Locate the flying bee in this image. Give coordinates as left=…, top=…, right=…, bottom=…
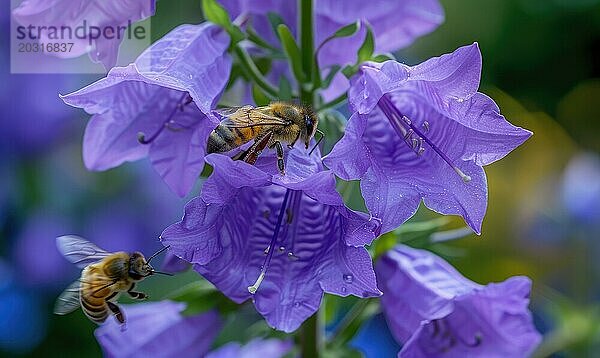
left=53, top=235, right=171, bottom=325
left=206, top=102, right=324, bottom=174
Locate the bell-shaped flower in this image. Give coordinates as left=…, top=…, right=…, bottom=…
left=62, top=23, right=232, bottom=197
left=376, top=245, right=542, bottom=357
left=95, top=301, right=222, bottom=357
left=206, top=338, right=292, bottom=358
left=220, top=0, right=444, bottom=101
left=12, top=0, right=156, bottom=70
left=161, top=148, right=382, bottom=332
left=324, top=43, right=532, bottom=234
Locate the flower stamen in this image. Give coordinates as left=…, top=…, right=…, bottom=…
left=137, top=92, right=193, bottom=145
left=248, top=189, right=291, bottom=294
left=378, top=95, right=472, bottom=183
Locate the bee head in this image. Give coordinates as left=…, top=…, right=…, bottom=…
left=302, top=110, right=318, bottom=149
left=129, top=252, right=154, bottom=278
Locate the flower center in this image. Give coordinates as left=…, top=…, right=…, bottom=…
left=137, top=92, right=194, bottom=145
left=248, top=188, right=292, bottom=294
left=423, top=319, right=482, bottom=353
left=378, top=94, right=471, bottom=183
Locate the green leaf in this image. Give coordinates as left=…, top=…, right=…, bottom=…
left=201, top=0, right=230, bottom=27
left=357, top=25, right=374, bottom=64
left=252, top=84, right=271, bottom=106
left=333, top=21, right=361, bottom=38
left=201, top=0, right=244, bottom=44
left=341, top=64, right=358, bottom=79
left=277, top=24, right=305, bottom=83
left=267, top=12, right=285, bottom=37
left=371, top=53, right=394, bottom=63
left=278, top=76, right=292, bottom=101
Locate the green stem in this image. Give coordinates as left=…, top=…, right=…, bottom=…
left=233, top=45, right=278, bottom=98
left=300, top=313, right=321, bottom=357
left=316, top=93, right=347, bottom=113
left=328, top=299, right=377, bottom=346
left=299, top=0, right=314, bottom=104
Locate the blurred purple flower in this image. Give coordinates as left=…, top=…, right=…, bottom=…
left=83, top=202, right=161, bottom=255
left=95, top=301, right=221, bottom=357
left=61, top=23, right=232, bottom=197
left=561, top=152, right=600, bottom=226
left=376, top=245, right=541, bottom=357
left=324, top=44, right=532, bottom=234
left=221, top=0, right=444, bottom=100
left=161, top=149, right=381, bottom=332
left=12, top=0, right=155, bottom=70
left=206, top=338, right=292, bottom=358
left=12, top=211, right=75, bottom=287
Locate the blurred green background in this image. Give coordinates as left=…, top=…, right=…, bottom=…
left=1, top=0, right=600, bottom=356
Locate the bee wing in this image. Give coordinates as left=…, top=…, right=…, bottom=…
left=54, top=280, right=81, bottom=315
left=56, top=235, right=111, bottom=269
left=219, top=106, right=290, bottom=128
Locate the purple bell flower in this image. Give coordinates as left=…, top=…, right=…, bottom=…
left=206, top=338, right=293, bottom=358
left=61, top=23, right=232, bottom=197
left=161, top=148, right=381, bottom=332
left=12, top=0, right=156, bottom=70
left=95, top=301, right=221, bottom=357
left=220, top=0, right=444, bottom=101
left=324, top=43, right=532, bottom=234
left=376, top=245, right=542, bottom=357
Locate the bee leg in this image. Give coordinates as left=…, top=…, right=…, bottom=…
left=107, top=302, right=125, bottom=324
left=288, top=132, right=301, bottom=149
left=127, top=283, right=148, bottom=300
left=269, top=141, right=285, bottom=175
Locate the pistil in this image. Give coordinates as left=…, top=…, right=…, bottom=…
left=137, top=92, right=193, bottom=145
left=378, top=95, right=471, bottom=183
left=248, top=189, right=291, bottom=294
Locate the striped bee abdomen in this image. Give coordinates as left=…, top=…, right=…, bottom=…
left=79, top=268, right=113, bottom=324
left=207, top=125, right=259, bottom=153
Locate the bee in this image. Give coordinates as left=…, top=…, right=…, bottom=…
left=53, top=235, right=171, bottom=325
left=206, top=102, right=324, bottom=174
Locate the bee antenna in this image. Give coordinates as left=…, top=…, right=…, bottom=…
left=309, top=129, right=325, bottom=155
left=147, top=245, right=170, bottom=264
left=151, top=270, right=174, bottom=276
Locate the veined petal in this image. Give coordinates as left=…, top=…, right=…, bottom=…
left=398, top=278, right=541, bottom=357
left=377, top=245, right=480, bottom=342
left=329, top=44, right=530, bottom=234
left=61, top=23, right=231, bottom=196
left=377, top=247, right=541, bottom=357
left=162, top=150, right=381, bottom=332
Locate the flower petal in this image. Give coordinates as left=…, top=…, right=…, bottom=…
left=162, top=185, right=380, bottom=332
left=377, top=245, right=481, bottom=342
left=12, top=0, right=155, bottom=69
left=398, top=277, right=542, bottom=357
left=206, top=338, right=293, bottom=358
left=61, top=23, right=231, bottom=195
left=95, top=302, right=221, bottom=357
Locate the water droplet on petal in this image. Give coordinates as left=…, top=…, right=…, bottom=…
left=341, top=287, right=347, bottom=293
left=343, top=274, right=353, bottom=284
left=294, top=302, right=300, bottom=308
left=279, top=246, right=286, bottom=252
